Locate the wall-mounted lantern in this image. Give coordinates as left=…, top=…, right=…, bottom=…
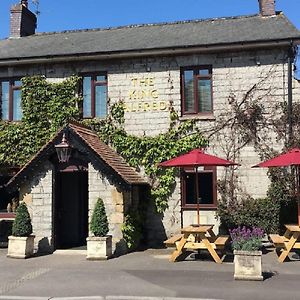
left=55, top=133, right=72, bottom=163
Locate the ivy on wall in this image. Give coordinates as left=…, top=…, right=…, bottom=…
left=0, top=76, right=81, bottom=167
left=1, top=76, right=207, bottom=213
left=84, top=102, right=207, bottom=213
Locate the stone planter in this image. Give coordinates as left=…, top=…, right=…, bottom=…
left=7, top=235, right=35, bottom=259
left=86, top=235, right=112, bottom=260
left=233, top=250, right=263, bottom=281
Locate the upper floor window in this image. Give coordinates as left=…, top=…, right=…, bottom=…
left=181, top=66, right=213, bottom=115
left=0, top=79, right=22, bottom=121
left=82, top=73, right=107, bottom=118
left=182, top=167, right=217, bottom=209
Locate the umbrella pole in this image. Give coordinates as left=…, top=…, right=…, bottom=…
left=195, top=167, right=200, bottom=225
left=297, top=165, right=300, bottom=226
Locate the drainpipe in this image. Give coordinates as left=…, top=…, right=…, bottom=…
left=287, top=44, right=295, bottom=146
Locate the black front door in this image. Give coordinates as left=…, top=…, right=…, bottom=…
left=54, top=171, right=88, bottom=249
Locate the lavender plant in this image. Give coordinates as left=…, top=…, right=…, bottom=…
left=229, top=226, right=264, bottom=251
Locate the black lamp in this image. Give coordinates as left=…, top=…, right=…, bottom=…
left=55, top=133, right=72, bottom=163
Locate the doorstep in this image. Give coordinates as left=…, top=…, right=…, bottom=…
left=54, top=246, right=87, bottom=255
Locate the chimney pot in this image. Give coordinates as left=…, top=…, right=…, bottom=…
left=21, top=0, right=28, bottom=8
left=259, top=0, right=276, bottom=16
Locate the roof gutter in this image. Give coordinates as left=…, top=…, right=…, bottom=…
left=0, top=39, right=299, bottom=66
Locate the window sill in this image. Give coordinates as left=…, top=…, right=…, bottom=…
left=0, top=213, right=16, bottom=220
left=182, top=206, right=217, bottom=211
left=179, top=114, right=216, bottom=121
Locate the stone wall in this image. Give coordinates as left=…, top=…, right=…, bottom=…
left=88, top=162, right=131, bottom=254
left=3, top=47, right=300, bottom=241
left=20, top=161, right=53, bottom=253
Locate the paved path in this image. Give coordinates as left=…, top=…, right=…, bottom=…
left=0, top=248, right=299, bottom=300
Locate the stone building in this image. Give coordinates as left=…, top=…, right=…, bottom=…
left=0, top=0, right=300, bottom=252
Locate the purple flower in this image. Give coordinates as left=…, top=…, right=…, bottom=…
left=229, top=226, right=264, bottom=251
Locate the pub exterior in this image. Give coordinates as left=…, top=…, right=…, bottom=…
left=0, top=0, right=300, bottom=254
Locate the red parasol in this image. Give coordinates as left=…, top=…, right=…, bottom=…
left=253, top=148, right=300, bottom=225
left=159, top=148, right=238, bottom=225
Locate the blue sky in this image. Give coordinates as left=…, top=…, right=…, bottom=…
left=0, top=0, right=299, bottom=77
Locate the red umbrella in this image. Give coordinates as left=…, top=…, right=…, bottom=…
left=159, top=148, right=238, bottom=225
left=253, top=148, right=300, bottom=225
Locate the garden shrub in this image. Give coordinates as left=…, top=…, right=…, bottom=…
left=217, top=197, right=280, bottom=234
left=121, top=209, right=142, bottom=251
left=90, top=198, right=109, bottom=237
left=12, top=202, right=32, bottom=237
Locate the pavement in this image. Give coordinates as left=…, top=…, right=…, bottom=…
left=0, top=247, right=299, bottom=300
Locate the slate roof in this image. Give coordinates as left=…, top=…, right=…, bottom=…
left=5, top=122, right=147, bottom=193
left=0, top=13, right=299, bottom=61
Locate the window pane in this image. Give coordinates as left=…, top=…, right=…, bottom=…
left=14, top=80, right=22, bottom=87
left=198, top=79, right=212, bottom=113
left=185, top=172, right=213, bottom=205
left=83, top=77, right=92, bottom=118
left=186, top=173, right=197, bottom=204
left=13, top=89, right=22, bottom=121
left=199, top=69, right=210, bottom=76
left=96, top=75, right=106, bottom=82
left=198, top=173, right=213, bottom=204
left=95, top=85, right=107, bottom=118
left=183, top=70, right=195, bottom=113
left=1, top=82, right=9, bottom=120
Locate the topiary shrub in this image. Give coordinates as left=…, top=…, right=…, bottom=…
left=90, top=198, right=109, bottom=237
left=12, top=202, right=32, bottom=237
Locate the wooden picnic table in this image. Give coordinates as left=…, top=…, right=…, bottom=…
left=269, top=224, right=300, bottom=262
left=165, top=225, right=229, bottom=264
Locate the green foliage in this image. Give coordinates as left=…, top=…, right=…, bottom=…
left=90, top=198, right=109, bottom=237
left=121, top=210, right=142, bottom=250
left=1, top=76, right=206, bottom=213
left=267, top=168, right=298, bottom=231
left=217, top=197, right=280, bottom=234
left=12, top=202, right=32, bottom=237
left=0, top=76, right=81, bottom=167
left=85, top=102, right=207, bottom=213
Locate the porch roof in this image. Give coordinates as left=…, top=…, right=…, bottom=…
left=5, top=122, right=148, bottom=193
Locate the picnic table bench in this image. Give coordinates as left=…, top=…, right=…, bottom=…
left=164, top=225, right=229, bottom=263
left=270, top=225, right=300, bottom=262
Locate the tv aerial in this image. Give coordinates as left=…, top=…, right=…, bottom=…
left=31, top=0, right=40, bottom=16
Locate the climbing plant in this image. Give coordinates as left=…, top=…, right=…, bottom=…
left=85, top=103, right=207, bottom=213
left=0, top=76, right=81, bottom=167
left=0, top=76, right=207, bottom=214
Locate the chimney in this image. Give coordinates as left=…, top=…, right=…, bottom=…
left=10, top=1, right=37, bottom=38
left=258, top=0, right=276, bottom=16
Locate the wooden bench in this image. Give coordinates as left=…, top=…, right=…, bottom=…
left=214, top=235, right=229, bottom=249
left=269, top=234, right=288, bottom=248
left=164, top=234, right=183, bottom=247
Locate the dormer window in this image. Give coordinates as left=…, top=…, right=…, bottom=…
left=0, top=79, right=22, bottom=121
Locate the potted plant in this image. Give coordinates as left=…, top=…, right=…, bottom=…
left=86, top=198, right=112, bottom=260
left=230, top=226, right=264, bottom=281
left=7, top=202, right=35, bottom=259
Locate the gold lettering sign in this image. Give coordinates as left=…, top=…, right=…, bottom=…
left=126, top=76, right=168, bottom=112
